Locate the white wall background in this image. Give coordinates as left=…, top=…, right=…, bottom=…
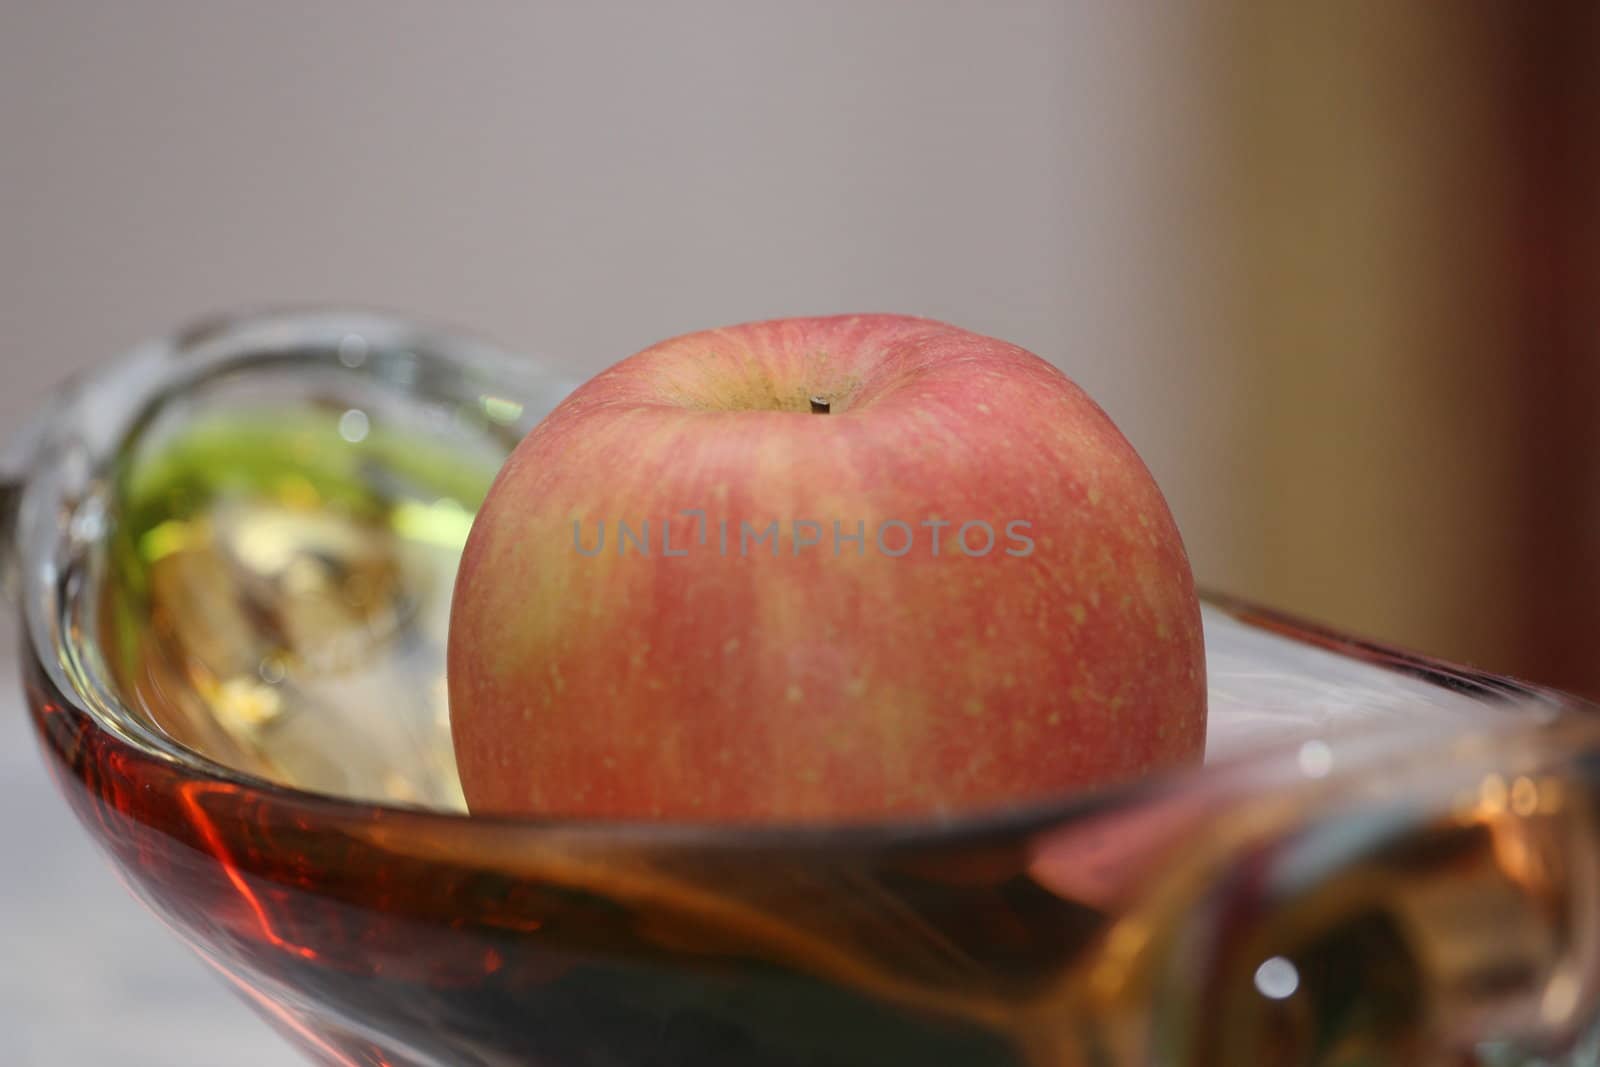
left=0, top=1, right=1240, bottom=587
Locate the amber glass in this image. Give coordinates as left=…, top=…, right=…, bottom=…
left=7, top=311, right=1600, bottom=1066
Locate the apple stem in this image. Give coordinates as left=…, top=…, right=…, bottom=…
left=809, top=396, right=831, bottom=414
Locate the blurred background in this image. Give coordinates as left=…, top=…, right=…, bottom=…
left=4, top=2, right=1598, bottom=692
left=1, top=4, right=1597, bottom=1063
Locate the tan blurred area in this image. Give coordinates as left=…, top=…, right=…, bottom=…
left=1216, top=3, right=1600, bottom=696
left=2, top=3, right=1597, bottom=694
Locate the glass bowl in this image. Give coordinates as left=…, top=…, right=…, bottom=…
left=7, top=310, right=1600, bottom=1067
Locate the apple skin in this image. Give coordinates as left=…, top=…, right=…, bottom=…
left=448, top=315, right=1205, bottom=821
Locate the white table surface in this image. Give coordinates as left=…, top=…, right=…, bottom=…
left=0, top=617, right=290, bottom=1067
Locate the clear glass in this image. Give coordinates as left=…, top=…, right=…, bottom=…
left=8, top=309, right=1600, bottom=1066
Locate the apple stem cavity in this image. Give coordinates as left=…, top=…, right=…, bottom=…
left=809, top=396, right=831, bottom=414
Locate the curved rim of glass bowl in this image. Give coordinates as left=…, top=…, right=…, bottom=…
left=6, top=306, right=1581, bottom=854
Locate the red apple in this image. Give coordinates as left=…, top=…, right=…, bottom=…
left=448, top=315, right=1205, bottom=821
